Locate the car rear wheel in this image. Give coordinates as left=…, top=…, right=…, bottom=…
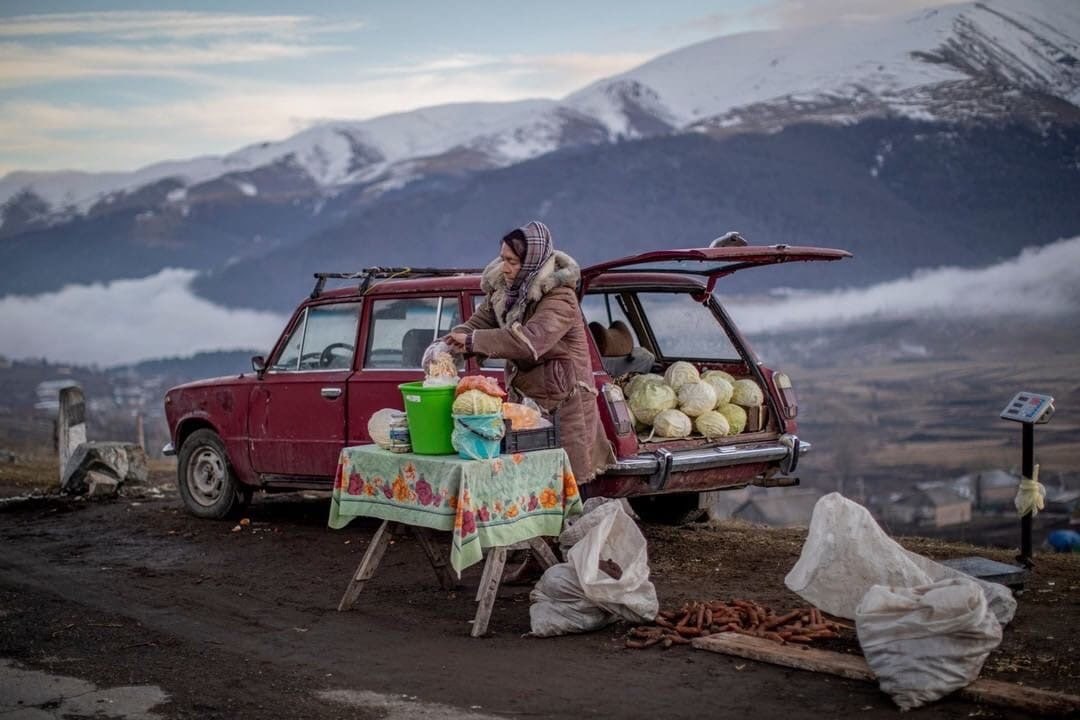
left=629, top=492, right=705, bottom=525
left=177, top=429, right=242, bottom=519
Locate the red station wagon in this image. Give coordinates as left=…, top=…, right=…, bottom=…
left=163, top=243, right=851, bottom=523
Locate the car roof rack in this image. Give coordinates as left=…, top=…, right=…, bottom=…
left=310, top=267, right=482, bottom=298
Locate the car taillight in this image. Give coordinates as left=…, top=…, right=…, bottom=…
left=774, top=372, right=798, bottom=419
left=601, top=383, right=634, bottom=435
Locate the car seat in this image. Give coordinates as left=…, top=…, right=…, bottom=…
left=589, top=320, right=655, bottom=376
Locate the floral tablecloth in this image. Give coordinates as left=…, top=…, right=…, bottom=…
left=328, top=446, right=582, bottom=575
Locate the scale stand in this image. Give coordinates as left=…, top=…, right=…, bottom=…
left=1000, top=391, right=1055, bottom=568
left=940, top=392, right=1055, bottom=589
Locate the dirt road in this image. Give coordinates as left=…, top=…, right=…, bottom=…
left=1, top=472, right=1077, bottom=719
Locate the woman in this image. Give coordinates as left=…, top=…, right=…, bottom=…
left=446, top=220, right=615, bottom=487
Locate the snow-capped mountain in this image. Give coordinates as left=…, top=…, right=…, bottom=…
left=1, top=0, right=1077, bottom=227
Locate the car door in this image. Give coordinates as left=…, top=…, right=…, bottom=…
left=345, top=294, right=463, bottom=445
left=248, top=301, right=361, bottom=479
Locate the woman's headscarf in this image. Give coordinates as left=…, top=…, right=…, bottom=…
left=500, top=220, right=553, bottom=320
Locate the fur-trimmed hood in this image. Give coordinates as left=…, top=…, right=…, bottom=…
left=481, top=250, right=581, bottom=328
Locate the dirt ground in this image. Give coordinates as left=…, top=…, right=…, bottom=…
left=1, top=461, right=1078, bottom=720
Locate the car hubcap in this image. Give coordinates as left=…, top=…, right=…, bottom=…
left=187, top=447, right=226, bottom=507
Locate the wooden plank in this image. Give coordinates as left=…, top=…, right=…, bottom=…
left=693, top=634, right=1080, bottom=717
left=471, top=547, right=507, bottom=637
left=337, top=520, right=395, bottom=611
left=959, top=678, right=1080, bottom=718
left=526, top=537, right=559, bottom=569
left=693, top=633, right=873, bottom=682
left=411, top=526, right=458, bottom=590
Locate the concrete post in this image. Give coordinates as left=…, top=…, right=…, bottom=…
left=58, top=386, right=87, bottom=484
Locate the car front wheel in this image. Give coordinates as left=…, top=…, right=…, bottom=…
left=177, top=429, right=242, bottom=519
left=628, top=492, right=705, bottom=525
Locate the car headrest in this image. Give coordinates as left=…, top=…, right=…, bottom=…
left=605, top=321, right=634, bottom=357
left=402, top=327, right=435, bottom=368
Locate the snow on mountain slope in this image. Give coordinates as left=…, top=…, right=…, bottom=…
left=2, top=0, right=1076, bottom=221
left=566, top=0, right=1080, bottom=129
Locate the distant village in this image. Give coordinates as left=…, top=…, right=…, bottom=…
left=3, top=355, right=1077, bottom=546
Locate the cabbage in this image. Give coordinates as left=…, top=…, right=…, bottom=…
left=628, top=382, right=677, bottom=424
left=701, top=375, right=733, bottom=407
left=652, top=409, right=692, bottom=438
left=624, top=373, right=664, bottom=398
left=663, top=361, right=700, bottom=391
left=731, top=378, right=764, bottom=407
left=702, top=369, right=735, bottom=386
left=677, top=381, right=717, bottom=418
left=716, top=403, right=747, bottom=435
left=452, top=389, right=503, bottom=415
left=367, top=408, right=403, bottom=447
left=694, top=410, right=731, bottom=439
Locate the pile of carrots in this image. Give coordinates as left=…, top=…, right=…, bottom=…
left=625, top=598, right=846, bottom=649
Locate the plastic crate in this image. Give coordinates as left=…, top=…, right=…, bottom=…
left=501, top=414, right=561, bottom=454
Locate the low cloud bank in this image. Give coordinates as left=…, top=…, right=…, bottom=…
left=726, top=236, right=1080, bottom=334
left=0, top=268, right=286, bottom=367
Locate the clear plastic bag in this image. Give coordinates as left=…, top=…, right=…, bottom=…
left=421, top=340, right=459, bottom=387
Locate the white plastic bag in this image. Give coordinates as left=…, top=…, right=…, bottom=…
left=784, top=493, right=1015, bottom=625
left=856, top=578, right=1003, bottom=710
left=529, top=502, right=658, bottom=636
left=528, top=564, right=615, bottom=637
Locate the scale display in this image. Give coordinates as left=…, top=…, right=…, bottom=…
left=999, top=392, right=1055, bottom=424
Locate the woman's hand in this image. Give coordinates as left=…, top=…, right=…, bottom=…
left=446, top=331, right=468, bottom=351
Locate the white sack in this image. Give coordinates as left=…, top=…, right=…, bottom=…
left=784, top=493, right=1015, bottom=625
left=530, top=501, right=658, bottom=636
left=856, top=578, right=1003, bottom=710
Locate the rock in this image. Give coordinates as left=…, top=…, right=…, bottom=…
left=61, top=442, right=149, bottom=495
left=85, top=471, right=120, bottom=498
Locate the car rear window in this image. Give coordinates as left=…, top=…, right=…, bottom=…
left=635, top=292, right=740, bottom=361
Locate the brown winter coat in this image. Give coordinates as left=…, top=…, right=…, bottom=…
left=455, top=251, right=615, bottom=483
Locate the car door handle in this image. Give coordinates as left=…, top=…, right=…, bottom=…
left=321, top=387, right=343, bottom=399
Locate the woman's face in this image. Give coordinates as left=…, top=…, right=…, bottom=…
left=500, top=242, right=522, bottom=284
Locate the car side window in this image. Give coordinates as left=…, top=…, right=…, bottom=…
left=271, top=303, right=360, bottom=372
left=365, top=296, right=461, bottom=369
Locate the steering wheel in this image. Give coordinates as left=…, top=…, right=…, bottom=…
left=319, top=343, right=355, bottom=368
left=299, top=352, right=324, bottom=370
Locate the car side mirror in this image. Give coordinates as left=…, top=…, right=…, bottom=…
left=251, top=355, right=267, bottom=375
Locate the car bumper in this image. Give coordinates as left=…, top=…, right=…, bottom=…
left=162, top=442, right=176, bottom=456
left=606, top=434, right=807, bottom=492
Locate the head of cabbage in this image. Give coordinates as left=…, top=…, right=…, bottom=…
left=694, top=410, right=730, bottom=439
left=452, top=389, right=503, bottom=416
left=624, top=373, right=664, bottom=398
left=731, top=378, right=764, bottom=407
left=700, top=374, right=733, bottom=406
left=677, top=381, right=717, bottom=418
left=716, top=403, right=747, bottom=434
left=628, top=382, right=677, bottom=424
left=663, top=361, right=700, bottom=392
left=702, top=369, right=735, bottom=385
left=652, top=409, right=692, bottom=438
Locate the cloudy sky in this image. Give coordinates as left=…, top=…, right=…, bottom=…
left=0, top=0, right=967, bottom=176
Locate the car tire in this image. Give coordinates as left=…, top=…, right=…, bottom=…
left=628, top=493, right=705, bottom=526
left=177, top=429, right=242, bottom=519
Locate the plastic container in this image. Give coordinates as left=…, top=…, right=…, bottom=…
left=398, top=381, right=456, bottom=455
left=501, top=414, right=560, bottom=453
left=452, top=413, right=505, bottom=460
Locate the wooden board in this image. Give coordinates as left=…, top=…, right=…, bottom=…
left=693, top=634, right=1080, bottom=717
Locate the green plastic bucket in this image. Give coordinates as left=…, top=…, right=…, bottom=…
left=398, top=381, right=456, bottom=455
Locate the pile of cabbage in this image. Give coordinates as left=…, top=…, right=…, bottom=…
left=622, top=361, right=764, bottom=439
